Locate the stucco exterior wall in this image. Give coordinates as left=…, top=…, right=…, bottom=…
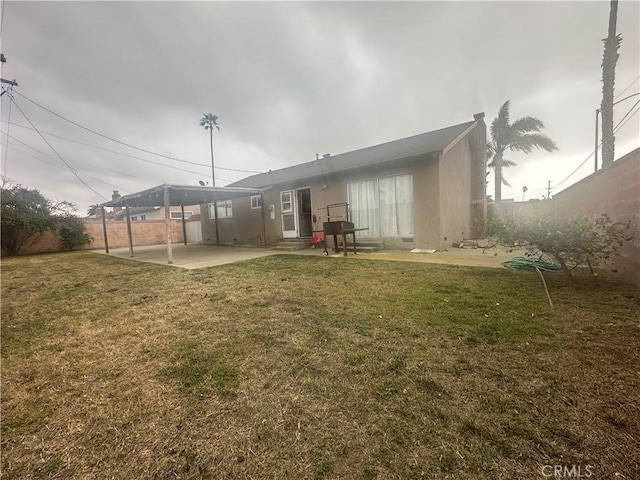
left=552, top=148, right=639, bottom=288
left=439, top=138, right=473, bottom=248
left=203, top=154, right=443, bottom=248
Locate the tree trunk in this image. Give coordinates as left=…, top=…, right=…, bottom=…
left=494, top=164, right=502, bottom=204
left=209, top=129, right=216, bottom=186
left=601, top=0, right=621, bottom=168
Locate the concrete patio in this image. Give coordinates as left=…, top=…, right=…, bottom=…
left=90, top=243, right=517, bottom=270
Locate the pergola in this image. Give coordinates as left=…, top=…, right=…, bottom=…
left=100, top=184, right=264, bottom=264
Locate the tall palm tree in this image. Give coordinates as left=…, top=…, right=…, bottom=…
left=488, top=100, right=558, bottom=203
left=601, top=0, right=621, bottom=167
left=199, top=114, right=220, bottom=186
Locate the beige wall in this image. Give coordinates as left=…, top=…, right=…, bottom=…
left=84, top=220, right=185, bottom=249
left=552, top=148, right=640, bottom=288
left=439, top=138, right=473, bottom=247
left=11, top=220, right=186, bottom=255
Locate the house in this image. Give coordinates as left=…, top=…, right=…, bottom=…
left=114, top=205, right=200, bottom=222
left=201, top=113, right=487, bottom=249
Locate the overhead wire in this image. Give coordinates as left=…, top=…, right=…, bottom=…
left=8, top=94, right=109, bottom=200
left=614, top=75, right=640, bottom=101
left=2, top=142, right=132, bottom=193
left=553, top=99, right=640, bottom=190
left=11, top=90, right=262, bottom=174
left=0, top=123, right=236, bottom=182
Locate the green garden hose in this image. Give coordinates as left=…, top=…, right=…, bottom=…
left=502, top=256, right=563, bottom=273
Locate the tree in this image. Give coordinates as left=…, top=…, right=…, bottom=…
left=199, top=113, right=220, bottom=186
left=1, top=182, right=58, bottom=255
left=199, top=113, right=221, bottom=245
left=487, top=100, right=558, bottom=203
left=600, top=0, right=622, bottom=168
left=1, top=180, right=91, bottom=255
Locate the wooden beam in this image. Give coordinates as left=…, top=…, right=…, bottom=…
left=164, top=187, right=173, bottom=264
left=181, top=205, right=187, bottom=245
left=260, top=192, right=267, bottom=246
left=125, top=205, right=134, bottom=257
left=101, top=206, right=109, bottom=254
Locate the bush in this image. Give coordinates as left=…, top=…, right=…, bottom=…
left=487, top=208, right=633, bottom=280
left=57, top=215, right=92, bottom=251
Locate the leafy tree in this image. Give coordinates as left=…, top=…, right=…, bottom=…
left=1, top=182, right=58, bottom=256
left=487, top=209, right=633, bottom=281
left=1, top=179, right=90, bottom=255
left=487, top=100, right=558, bottom=203
left=57, top=215, right=92, bottom=251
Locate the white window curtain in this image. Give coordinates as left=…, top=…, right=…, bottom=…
left=348, top=174, right=413, bottom=237
left=348, top=179, right=379, bottom=236
left=379, top=174, right=414, bottom=236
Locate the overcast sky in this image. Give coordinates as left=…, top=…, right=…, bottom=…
left=1, top=1, right=638, bottom=212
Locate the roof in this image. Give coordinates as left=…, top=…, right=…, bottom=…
left=232, top=119, right=477, bottom=188
left=102, top=184, right=262, bottom=208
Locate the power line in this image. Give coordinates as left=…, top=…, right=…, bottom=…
left=2, top=142, right=131, bottom=193
left=8, top=95, right=108, bottom=200
left=0, top=125, right=236, bottom=182
left=614, top=75, right=640, bottom=101
left=614, top=99, right=639, bottom=131
left=553, top=103, right=639, bottom=190
left=11, top=90, right=262, bottom=174
left=0, top=132, right=232, bottom=183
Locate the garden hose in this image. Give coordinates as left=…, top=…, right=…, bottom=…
left=502, top=256, right=563, bottom=273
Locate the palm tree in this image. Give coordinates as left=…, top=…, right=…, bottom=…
left=600, top=0, right=621, bottom=167
left=488, top=100, right=558, bottom=203
left=199, top=114, right=220, bottom=186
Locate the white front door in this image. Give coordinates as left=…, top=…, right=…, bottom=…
left=281, top=190, right=298, bottom=238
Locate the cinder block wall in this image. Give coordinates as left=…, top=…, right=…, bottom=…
left=553, top=148, right=640, bottom=288
left=13, top=220, right=186, bottom=255
left=83, top=220, right=185, bottom=249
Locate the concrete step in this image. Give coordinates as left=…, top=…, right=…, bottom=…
left=273, top=239, right=312, bottom=251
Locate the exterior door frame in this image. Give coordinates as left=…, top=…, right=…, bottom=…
left=280, top=190, right=298, bottom=238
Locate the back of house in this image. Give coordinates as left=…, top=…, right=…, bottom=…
left=201, top=113, right=487, bottom=250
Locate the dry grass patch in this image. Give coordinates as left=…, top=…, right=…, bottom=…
left=1, top=252, right=639, bottom=479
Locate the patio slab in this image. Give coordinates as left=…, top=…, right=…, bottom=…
left=91, top=243, right=517, bottom=270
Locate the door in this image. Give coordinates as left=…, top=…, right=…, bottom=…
left=297, top=188, right=313, bottom=237
left=281, top=190, right=297, bottom=238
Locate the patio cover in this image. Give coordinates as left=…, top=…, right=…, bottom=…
left=100, top=184, right=264, bottom=264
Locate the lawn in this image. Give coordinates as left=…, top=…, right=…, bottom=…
left=1, top=252, right=638, bottom=479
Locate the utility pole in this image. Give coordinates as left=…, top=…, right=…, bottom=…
left=547, top=180, right=551, bottom=199
left=0, top=53, right=19, bottom=96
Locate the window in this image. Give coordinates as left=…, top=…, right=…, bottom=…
left=209, top=201, right=233, bottom=219
left=130, top=216, right=138, bottom=221
left=170, top=211, right=193, bottom=219
left=140, top=214, right=146, bottom=221
left=348, top=174, right=413, bottom=237
left=250, top=195, right=262, bottom=209
left=280, top=191, right=292, bottom=212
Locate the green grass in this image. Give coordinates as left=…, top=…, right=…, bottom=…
left=1, top=251, right=639, bottom=479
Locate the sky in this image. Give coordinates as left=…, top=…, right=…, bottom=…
left=1, top=1, right=638, bottom=213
